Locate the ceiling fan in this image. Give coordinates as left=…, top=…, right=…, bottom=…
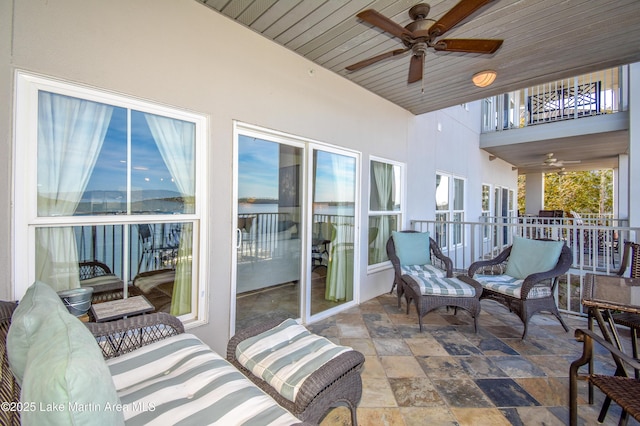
left=345, top=0, right=503, bottom=84
left=541, top=153, right=581, bottom=167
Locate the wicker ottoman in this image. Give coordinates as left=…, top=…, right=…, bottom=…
left=227, top=318, right=365, bottom=425
left=402, top=274, right=482, bottom=332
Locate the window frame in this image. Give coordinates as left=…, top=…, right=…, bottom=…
left=435, top=171, right=466, bottom=249
left=13, top=71, right=209, bottom=326
left=367, top=156, right=404, bottom=272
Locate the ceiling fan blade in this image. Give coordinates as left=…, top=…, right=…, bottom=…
left=345, top=48, right=409, bottom=71
left=407, top=54, right=423, bottom=84
left=433, top=39, right=503, bottom=54
left=429, top=0, right=495, bottom=38
left=356, top=9, right=414, bottom=40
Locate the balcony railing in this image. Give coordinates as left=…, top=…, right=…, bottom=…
left=481, top=66, right=627, bottom=132
left=411, top=217, right=639, bottom=317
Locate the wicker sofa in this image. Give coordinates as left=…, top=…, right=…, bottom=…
left=1, top=282, right=364, bottom=425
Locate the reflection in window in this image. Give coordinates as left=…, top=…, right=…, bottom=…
left=368, top=159, right=403, bottom=266
left=19, top=76, right=204, bottom=320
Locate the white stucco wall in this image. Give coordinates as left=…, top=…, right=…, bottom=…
left=1, top=0, right=412, bottom=353
left=0, top=0, right=517, bottom=353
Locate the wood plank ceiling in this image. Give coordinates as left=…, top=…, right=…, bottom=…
left=195, top=0, right=640, bottom=174
left=196, top=0, right=640, bottom=116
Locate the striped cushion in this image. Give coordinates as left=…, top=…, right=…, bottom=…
left=236, top=319, right=351, bottom=402
left=408, top=276, right=476, bottom=297
left=107, top=333, right=300, bottom=426
left=401, top=264, right=446, bottom=278
left=474, top=274, right=551, bottom=299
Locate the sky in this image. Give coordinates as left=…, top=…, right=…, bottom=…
left=238, top=135, right=355, bottom=203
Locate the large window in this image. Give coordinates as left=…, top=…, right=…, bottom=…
left=368, top=158, right=403, bottom=267
left=435, top=172, right=465, bottom=248
left=14, top=73, right=207, bottom=323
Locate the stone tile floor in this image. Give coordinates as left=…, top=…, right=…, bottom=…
left=307, top=293, right=640, bottom=426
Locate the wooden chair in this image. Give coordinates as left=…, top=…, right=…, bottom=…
left=611, top=241, right=640, bottom=370
left=461, top=238, right=572, bottom=339
left=570, top=328, right=640, bottom=426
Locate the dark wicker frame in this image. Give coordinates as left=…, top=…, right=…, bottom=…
left=569, top=328, right=640, bottom=426
left=78, top=260, right=113, bottom=280
left=0, top=301, right=20, bottom=426
left=85, top=312, right=184, bottom=359
left=462, top=240, right=572, bottom=339
left=227, top=318, right=365, bottom=426
left=402, top=274, right=482, bottom=332
left=386, top=230, right=454, bottom=309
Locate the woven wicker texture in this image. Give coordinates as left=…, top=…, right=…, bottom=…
left=465, top=240, right=572, bottom=339
left=0, top=301, right=20, bottom=426
left=589, top=375, right=640, bottom=421
left=85, top=312, right=184, bottom=359
left=228, top=317, right=365, bottom=425
left=570, top=328, right=640, bottom=425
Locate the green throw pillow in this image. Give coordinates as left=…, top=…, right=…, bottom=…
left=20, top=299, right=124, bottom=425
left=392, top=231, right=431, bottom=266
left=7, top=281, right=67, bottom=385
left=504, top=237, right=564, bottom=279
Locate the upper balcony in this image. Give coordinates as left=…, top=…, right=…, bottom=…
left=478, top=66, right=630, bottom=175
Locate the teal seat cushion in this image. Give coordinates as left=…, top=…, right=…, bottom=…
left=392, top=231, right=431, bottom=266
left=7, top=281, right=66, bottom=385
left=236, top=318, right=352, bottom=402
left=504, top=237, right=564, bottom=279
left=408, top=276, right=476, bottom=297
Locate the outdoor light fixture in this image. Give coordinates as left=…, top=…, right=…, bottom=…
left=472, top=70, right=497, bottom=87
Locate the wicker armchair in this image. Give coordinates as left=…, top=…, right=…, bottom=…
left=461, top=239, right=572, bottom=339
left=570, top=328, right=640, bottom=426
left=386, top=230, right=453, bottom=309
left=612, top=241, right=640, bottom=363
left=227, top=318, right=365, bottom=425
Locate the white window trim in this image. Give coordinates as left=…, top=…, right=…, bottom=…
left=367, top=156, right=405, bottom=273
left=435, top=171, right=466, bottom=249
left=13, top=71, right=209, bottom=327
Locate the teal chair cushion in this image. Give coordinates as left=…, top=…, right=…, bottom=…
left=504, top=236, right=564, bottom=279
left=392, top=231, right=431, bottom=266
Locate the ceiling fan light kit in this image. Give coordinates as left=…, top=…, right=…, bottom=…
left=345, top=0, right=503, bottom=84
left=472, top=70, right=497, bottom=87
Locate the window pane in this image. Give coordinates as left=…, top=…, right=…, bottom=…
left=482, top=185, right=490, bottom=211
left=39, top=91, right=196, bottom=217
left=370, top=161, right=400, bottom=212
left=130, top=111, right=195, bottom=215
left=453, top=178, right=464, bottom=210
left=436, top=174, right=449, bottom=210
left=368, top=214, right=398, bottom=265
left=37, top=91, right=117, bottom=217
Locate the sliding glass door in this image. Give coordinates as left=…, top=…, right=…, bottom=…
left=233, top=124, right=358, bottom=331
left=310, top=149, right=356, bottom=315
left=235, top=135, right=303, bottom=331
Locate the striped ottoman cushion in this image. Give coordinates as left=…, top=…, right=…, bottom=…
left=401, top=264, right=446, bottom=278
left=236, top=319, right=352, bottom=402
left=408, top=276, right=476, bottom=297
left=107, top=333, right=300, bottom=426
left=473, top=274, right=551, bottom=299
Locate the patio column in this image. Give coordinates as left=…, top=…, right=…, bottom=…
left=524, top=172, right=544, bottom=215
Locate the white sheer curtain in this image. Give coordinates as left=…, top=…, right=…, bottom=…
left=144, top=113, right=195, bottom=316
left=36, top=92, right=113, bottom=291
left=325, top=154, right=355, bottom=302
left=371, top=162, right=394, bottom=263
